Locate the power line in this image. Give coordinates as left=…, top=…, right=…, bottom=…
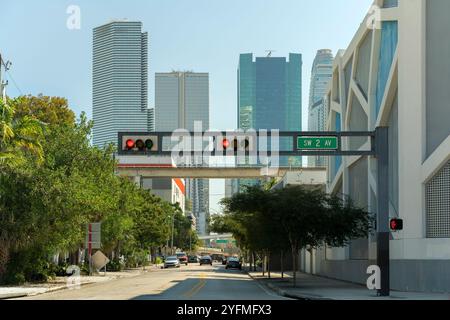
left=5, top=69, right=23, bottom=96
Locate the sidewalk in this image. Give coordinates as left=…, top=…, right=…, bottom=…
left=0, top=266, right=156, bottom=299
left=248, top=270, right=450, bottom=300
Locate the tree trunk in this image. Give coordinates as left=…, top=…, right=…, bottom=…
left=70, top=249, right=80, bottom=265
left=252, top=252, right=256, bottom=272
left=291, top=246, right=297, bottom=287
left=0, top=240, right=10, bottom=279
left=262, top=254, right=265, bottom=277
left=280, top=250, right=284, bottom=279
left=267, top=253, right=271, bottom=279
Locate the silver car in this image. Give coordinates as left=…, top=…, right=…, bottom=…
left=164, top=255, right=180, bottom=268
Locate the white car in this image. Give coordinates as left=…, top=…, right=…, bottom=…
left=164, top=255, right=181, bottom=268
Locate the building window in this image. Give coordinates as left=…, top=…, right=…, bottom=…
left=375, top=21, right=398, bottom=118
left=382, top=0, right=398, bottom=8
left=426, top=161, right=450, bottom=238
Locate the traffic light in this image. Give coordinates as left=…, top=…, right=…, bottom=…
left=219, top=137, right=251, bottom=153
left=222, top=138, right=231, bottom=150
left=121, top=135, right=158, bottom=153
left=390, top=218, right=403, bottom=231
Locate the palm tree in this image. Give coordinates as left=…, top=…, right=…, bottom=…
left=0, top=97, right=45, bottom=277
left=0, top=97, right=44, bottom=166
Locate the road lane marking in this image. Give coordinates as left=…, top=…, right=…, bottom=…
left=183, top=273, right=206, bottom=298
left=183, top=280, right=204, bottom=298
left=189, top=279, right=206, bottom=297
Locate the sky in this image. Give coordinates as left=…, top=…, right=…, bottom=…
left=1, top=0, right=373, bottom=213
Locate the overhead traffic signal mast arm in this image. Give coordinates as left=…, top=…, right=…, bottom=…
left=118, top=131, right=376, bottom=156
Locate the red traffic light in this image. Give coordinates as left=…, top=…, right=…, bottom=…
left=222, top=138, right=230, bottom=149
left=390, top=218, right=403, bottom=231
left=123, top=136, right=157, bottom=152
left=126, top=139, right=135, bottom=149
left=221, top=138, right=250, bottom=151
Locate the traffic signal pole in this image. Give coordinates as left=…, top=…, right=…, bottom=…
left=375, top=127, right=390, bottom=296
left=118, top=128, right=391, bottom=295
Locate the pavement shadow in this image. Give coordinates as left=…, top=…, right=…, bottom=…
left=130, top=270, right=283, bottom=300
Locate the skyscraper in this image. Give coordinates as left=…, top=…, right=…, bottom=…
left=155, top=71, right=210, bottom=235
left=233, top=53, right=302, bottom=193
left=237, top=53, right=302, bottom=165
left=308, top=49, right=334, bottom=167
left=147, top=108, right=155, bottom=132
left=92, top=20, right=151, bottom=147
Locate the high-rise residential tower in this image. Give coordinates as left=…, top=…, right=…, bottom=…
left=155, top=71, right=210, bottom=235
left=92, top=20, right=151, bottom=147
left=308, top=49, right=334, bottom=167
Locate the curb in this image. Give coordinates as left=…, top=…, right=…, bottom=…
left=0, top=269, right=148, bottom=300
left=0, top=281, right=96, bottom=300
left=246, top=270, right=330, bottom=301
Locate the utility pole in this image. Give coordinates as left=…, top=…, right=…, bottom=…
left=171, top=212, right=175, bottom=255
left=0, top=53, right=11, bottom=103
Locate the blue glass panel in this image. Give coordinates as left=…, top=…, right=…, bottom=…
left=332, top=113, right=342, bottom=180
left=383, top=0, right=398, bottom=8
left=376, top=21, right=398, bottom=117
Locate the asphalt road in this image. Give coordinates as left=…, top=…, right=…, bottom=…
left=16, top=263, right=290, bottom=300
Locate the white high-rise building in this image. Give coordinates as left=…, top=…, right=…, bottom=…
left=92, top=20, right=151, bottom=147
left=308, top=49, right=333, bottom=167
left=155, top=72, right=210, bottom=235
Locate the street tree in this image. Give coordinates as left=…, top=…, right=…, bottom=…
left=216, top=185, right=373, bottom=287
left=0, top=95, right=188, bottom=283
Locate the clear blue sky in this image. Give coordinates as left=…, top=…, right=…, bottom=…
left=1, top=0, right=373, bottom=213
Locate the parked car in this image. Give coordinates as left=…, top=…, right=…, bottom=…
left=176, top=252, right=189, bottom=265
left=164, top=256, right=180, bottom=268
left=188, top=255, right=199, bottom=263
left=222, top=257, right=228, bottom=265
left=225, top=257, right=242, bottom=270
left=199, top=255, right=213, bottom=266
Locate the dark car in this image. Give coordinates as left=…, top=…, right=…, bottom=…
left=176, top=252, right=188, bottom=265
left=222, top=257, right=228, bottom=265
left=188, top=255, right=199, bottom=263
left=225, top=257, right=242, bottom=270
left=199, top=255, right=212, bottom=266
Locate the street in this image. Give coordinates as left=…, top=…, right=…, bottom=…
left=16, top=263, right=290, bottom=300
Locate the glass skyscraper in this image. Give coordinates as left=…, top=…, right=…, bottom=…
left=237, top=53, right=302, bottom=165
left=308, top=49, right=333, bottom=167
left=92, top=20, right=151, bottom=147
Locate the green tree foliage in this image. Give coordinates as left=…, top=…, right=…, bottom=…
left=13, top=94, right=75, bottom=127
left=0, top=98, right=45, bottom=167
left=171, top=206, right=200, bottom=251
left=0, top=95, right=196, bottom=284
left=214, top=185, right=373, bottom=286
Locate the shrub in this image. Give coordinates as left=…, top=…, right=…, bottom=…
left=106, top=258, right=124, bottom=272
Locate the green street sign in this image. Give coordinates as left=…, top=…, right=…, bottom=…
left=297, top=136, right=338, bottom=150
left=216, top=239, right=229, bottom=244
